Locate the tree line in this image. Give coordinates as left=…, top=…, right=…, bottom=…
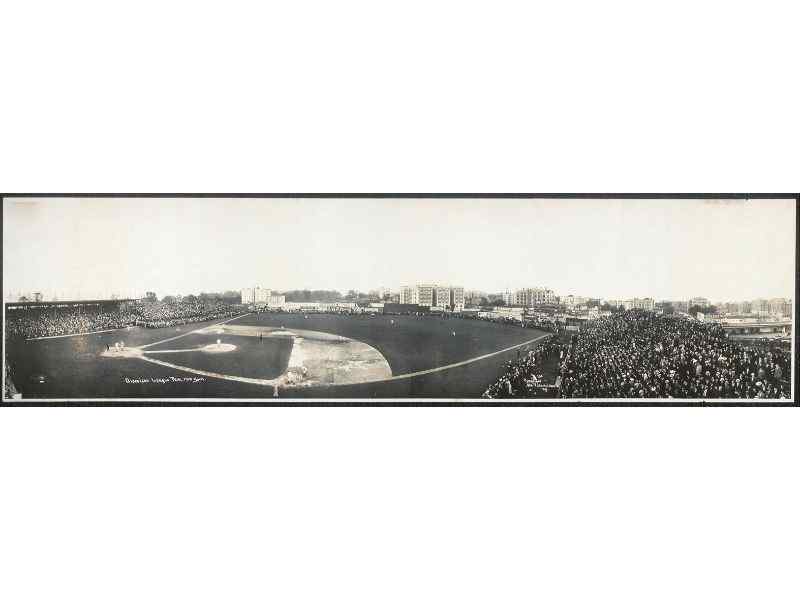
left=145, top=291, right=242, bottom=305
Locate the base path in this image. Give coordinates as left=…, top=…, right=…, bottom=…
left=139, top=354, right=281, bottom=387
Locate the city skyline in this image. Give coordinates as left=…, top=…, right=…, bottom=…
left=3, top=197, right=795, bottom=302
left=2, top=282, right=794, bottom=307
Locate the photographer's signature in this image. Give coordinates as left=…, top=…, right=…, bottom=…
left=124, top=376, right=206, bottom=384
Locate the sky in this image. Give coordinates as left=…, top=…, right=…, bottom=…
left=3, top=196, right=796, bottom=303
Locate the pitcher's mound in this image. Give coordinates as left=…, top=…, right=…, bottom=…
left=202, top=343, right=237, bottom=353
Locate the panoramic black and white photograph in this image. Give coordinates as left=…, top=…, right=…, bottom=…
left=2, top=195, right=795, bottom=403
left=4, top=2, right=800, bottom=599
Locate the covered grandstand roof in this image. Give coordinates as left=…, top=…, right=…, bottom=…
left=6, top=298, right=137, bottom=309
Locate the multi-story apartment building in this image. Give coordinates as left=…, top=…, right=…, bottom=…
left=240, top=287, right=254, bottom=305
left=738, top=302, right=756, bottom=314
left=435, top=286, right=451, bottom=309
left=768, top=297, right=791, bottom=317
left=513, top=287, right=556, bottom=306
left=450, top=286, right=465, bottom=311
left=398, top=284, right=465, bottom=310
left=399, top=285, right=419, bottom=305
left=268, top=294, right=285, bottom=308
left=752, top=298, right=770, bottom=316
left=416, top=284, right=436, bottom=307
left=241, top=287, right=272, bottom=305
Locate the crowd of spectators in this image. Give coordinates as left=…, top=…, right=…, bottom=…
left=5, top=308, right=137, bottom=340
left=483, top=336, right=561, bottom=398
left=453, top=311, right=564, bottom=333
left=131, top=301, right=245, bottom=328
left=5, top=301, right=247, bottom=339
left=483, top=311, right=791, bottom=400
left=522, top=314, right=563, bottom=334
left=559, top=311, right=790, bottom=399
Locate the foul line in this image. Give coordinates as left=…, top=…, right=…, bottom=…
left=27, top=327, right=129, bottom=341
left=336, top=332, right=552, bottom=386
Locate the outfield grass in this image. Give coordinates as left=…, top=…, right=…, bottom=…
left=240, top=313, right=544, bottom=373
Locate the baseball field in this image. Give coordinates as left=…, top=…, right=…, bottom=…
left=5, top=312, right=551, bottom=400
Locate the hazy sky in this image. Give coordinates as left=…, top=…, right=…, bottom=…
left=3, top=197, right=796, bottom=302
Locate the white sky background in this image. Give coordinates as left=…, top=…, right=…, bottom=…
left=3, top=196, right=795, bottom=302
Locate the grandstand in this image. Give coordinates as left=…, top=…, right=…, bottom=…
left=6, top=298, right=137, bottom=314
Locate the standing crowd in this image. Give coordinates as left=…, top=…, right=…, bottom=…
left=484, top=311, right=791, bottom=400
